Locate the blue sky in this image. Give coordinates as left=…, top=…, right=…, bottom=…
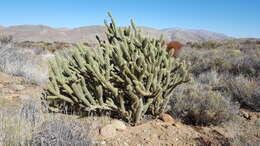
left=0, top=0, right=259, bottom=38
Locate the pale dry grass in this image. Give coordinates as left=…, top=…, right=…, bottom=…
left=0, top=44, right=53, bottom=86
left=0, top=99, right=93, bottom=146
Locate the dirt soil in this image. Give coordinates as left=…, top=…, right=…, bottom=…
left=0, top=72, right=259, bottom=146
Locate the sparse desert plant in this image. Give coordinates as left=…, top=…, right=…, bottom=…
left=222, top=39, right=241, bottom=49
left=15, top=41, right=74, bottom=52
left=19, top=99, right=44, bottom=126
left=31, top=118, right=92, bottom=146
left=169, top=81, right=239, bottom=126
left=224, top=75, right=260, bottom=111
left=0, top=109, right=33, bottom=145
left=0, top=99, right=43, bottom=146
left=0, top=45, right=53, bottom=86
left=186, top=41, right=222, bottom=49
left=196, top=70, right=221, bottom=86
left=230, top=54, right=260, bottom=77
left=0, top=98, right=93, bottom=146
left=45, top=12, right=190, bottom=124
left=180, top=47, right=260, bottom=77
left=240, top=39, right=257, bottom=50
left=0, top=33, right=13, bottom=45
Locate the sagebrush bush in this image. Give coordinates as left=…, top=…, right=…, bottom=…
left=169, top=81, right=239, bottom=126
left=0, top=99, right=43, bottom=145
left=32, top=118, right=92, bottom=146
left=0, top=45, right=53, bottom=86
left=45, top=12, right=190, bottom=124
left=224, top=75, right=260, bottom=111
left=180, top=47, right=260, bottom=77
left=0, top=99, right=93, bottom=146
left=15, top=41, right=74, bottom=52
left=0, top=110, right=33, bottom=145
left=187, top=40, right=222, bottom=49
left=0, top=33, right=13, bottom=45
left=197, top=70, right=221, bottom=86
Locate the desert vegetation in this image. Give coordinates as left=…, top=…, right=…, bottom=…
left=45, top=13, right=190, bottom=124
left=14, top=41, right=77, bottom=53
left=0, top=13, right=259, bottom=145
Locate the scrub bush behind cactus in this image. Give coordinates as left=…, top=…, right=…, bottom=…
left=45, top=12, right=190, bottom=124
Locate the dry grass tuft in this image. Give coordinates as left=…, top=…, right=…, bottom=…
left=0, top=99, right=93, bottom=146
left=0, top=45, right=53, bottom=86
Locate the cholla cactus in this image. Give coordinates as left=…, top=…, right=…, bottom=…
left=46, top=12, right=190, bottom=124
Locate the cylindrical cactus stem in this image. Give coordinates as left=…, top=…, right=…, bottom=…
left=45, top=12, right=190, bottom=124
left=134, top=98, right=143, bottom=123
left=96, top=85, right=104, bottom=106
left=71, top=83, right=92, bottom=107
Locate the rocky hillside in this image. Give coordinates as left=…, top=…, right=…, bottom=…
left=0, top=25, right=230, bottom=44
left=163, top=28, right=230, bottom=43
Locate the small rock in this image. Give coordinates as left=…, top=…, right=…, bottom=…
left=123, top=142, right=129, bottom=146
left=159, top=113, right=177, bottom=126
left=100, top=124, right=117, bottom=138
left=111, top=119, right=127, bottom=131
left=240, top=110, right=250, bottom=119
left=99, top=141, right=106, bottom=145
left=10, top=84, right=25, bottom=91
left=0, top=84, right=3, bottom=88
left=249, top=113, right=258, bottom=121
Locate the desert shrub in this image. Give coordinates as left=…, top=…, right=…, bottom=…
left=0, top=99, right=93, bottom=146
left=256, top=39, right=260, bottom=45
left=169, top=81, right=239, bottom=126
left=0, top=33, right=13, bottom=45
left=0, top=99, right=43, bottom=145
left=186, top=41, right=222, bottom=49
left=0, top=45, right=53, bottom=86
left=196, top=70, right=220, bottom=84
left=19, top=99, right=44, bottom=126
left=15, top=41, right=74, bottom=52
left=180, top=47, right=260, bottom=77
left=222, top=39, right=241, bottom=49
left=179, top=48, right=230, bottom=75
left=45, top=13, right=190, bottom=124
left=31, top=118, right=92, bottom=146
left=0, top=111, right=33, bottom=145
left=224, top=75, right=260, bottom=111
left=230, top=54, right=260, bottom=77
left=240, top=39, right=257, bottom=50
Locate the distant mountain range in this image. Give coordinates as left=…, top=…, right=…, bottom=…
left=0, top=25, right=231, bottom=44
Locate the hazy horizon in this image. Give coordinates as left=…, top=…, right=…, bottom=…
left=0, top=0, right=260, bottom=38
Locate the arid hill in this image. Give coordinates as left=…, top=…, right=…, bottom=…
left=0, top=25, right=230, bottom=44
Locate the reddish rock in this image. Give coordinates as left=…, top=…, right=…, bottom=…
left=166, top=41, right=184, bottom=57
left=159, top=113, right=177, bottom=126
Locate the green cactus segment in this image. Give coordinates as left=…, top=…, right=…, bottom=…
left=46, top=12, right=190, bottom=124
